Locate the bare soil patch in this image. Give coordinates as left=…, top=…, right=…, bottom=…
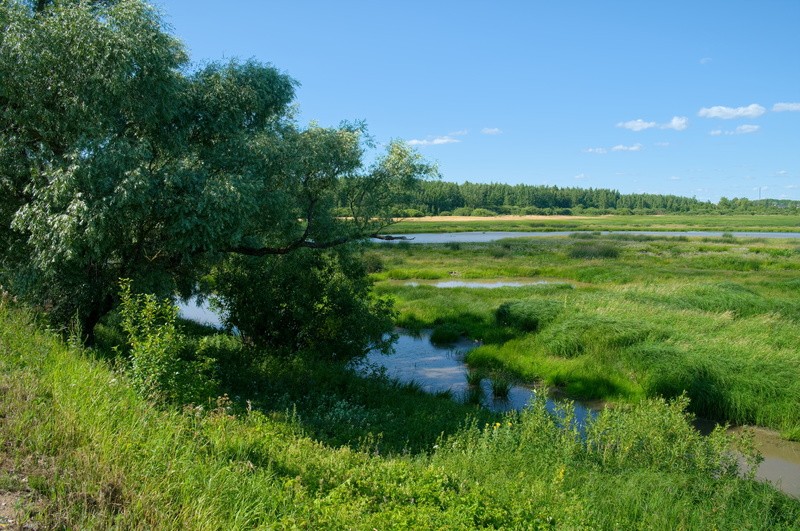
left=0, top=490, right=36, bottom=530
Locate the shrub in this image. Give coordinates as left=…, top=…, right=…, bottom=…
left=119, top=280, right=218, bottom=405
left=470, top=208, right=497, bottom=217
left=362, top=252, right=385, bottom=273
left=585, top=395, right=742, bottom=476
left=495, top=299, right=561, bottom=332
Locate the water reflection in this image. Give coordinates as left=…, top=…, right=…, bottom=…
left=363, top=331, right=800, bottom=498
left=177, top=296, right=223, bottom=328
left=180, top=298, right=799, bottom=497
left=360, top=331, right=596, bottom=426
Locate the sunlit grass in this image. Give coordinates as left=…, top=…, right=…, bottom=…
left=2, top=303, right=797, bottom=528
left=372, top=233, right=800, bottom=438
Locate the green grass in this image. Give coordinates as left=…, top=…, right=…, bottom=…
left=2, top=302, right=799, bottom=528
left=371, top=233, right=800, bottom=439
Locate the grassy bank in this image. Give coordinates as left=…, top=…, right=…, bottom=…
left=371, top=232, right=800, bottom=440
left=388, top=213, right=800, bottom=234
left=2, top=303, right=799, bottom=528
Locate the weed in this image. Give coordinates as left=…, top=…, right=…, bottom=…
left=465, top=368, right=485, bottom=387
left=490, top=374, right=512, bottom=399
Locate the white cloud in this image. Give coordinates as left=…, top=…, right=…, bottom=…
left=449, top=129, right=469, bottom=136
left=773, top=102, right=800, bottom=112
left=618, top=116, right=688, bottom=131
left=787, top=184, right=799, bottom=190
left=481, top=127, right=502, bottom=135
left=574, top=173, right=586, bottom=180
left=611, top=143, right=643, bottom=152
left=655, top=142, right=670, bottom=147
left=584, top=147, right=607, bottom=154
left=708, top=124, right=760, bottom=136
left=617, top=119, right=656, bottom=131
left=669, top=176, right=681, bottom=181
left=406, top=135, right=461, bottom=146
left=698, top=104, right=766, bottom=119
left=662, top=116, right=689, bottom=130
left=700, top=57, right=712, bottom=65
left=735, top=124, right=760, bottom=134
left=777, top=170, right=788, bottom=176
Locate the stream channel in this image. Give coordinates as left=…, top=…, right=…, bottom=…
left=178, top=229, right=800, bottom=498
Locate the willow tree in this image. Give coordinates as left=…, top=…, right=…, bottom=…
left=0, top=0, right=434, bottom=357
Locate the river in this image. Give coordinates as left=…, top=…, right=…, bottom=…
left=357, top=329, right=800, bottom=498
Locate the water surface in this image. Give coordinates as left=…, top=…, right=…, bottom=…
left=360, top=332, right=597, bottom=424
left=364, top=330, right=800, bottom=498
left=179, top=293, right=800, bottom=497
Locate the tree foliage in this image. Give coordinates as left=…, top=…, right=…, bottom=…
left=384, top=180, right=800, bottom=216
left=0, top=0, right=435, bottom=356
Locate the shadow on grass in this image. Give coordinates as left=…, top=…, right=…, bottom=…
left=219, top=351, right=499, bottom=456
left=397, top=311, right=513, bottom=345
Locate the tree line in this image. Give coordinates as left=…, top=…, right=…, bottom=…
left=365, top=181, right=800, bottom=216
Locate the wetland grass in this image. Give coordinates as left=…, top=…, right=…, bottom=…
left=489, top=374, right=512, bottom=399
left=372, top=232, right=800, bottom=438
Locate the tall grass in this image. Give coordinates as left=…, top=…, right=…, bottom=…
left=1, top=302, right=798, bottom=528
left=373, top=233, right=800, bottom=438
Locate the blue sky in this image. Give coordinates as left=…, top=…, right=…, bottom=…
left=156, top=1, right=799, bottom=202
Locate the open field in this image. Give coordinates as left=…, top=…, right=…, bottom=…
left=388, top=214, right=800, bottom=234
left=369, top=231, right=800, bottom=440
left=2, top=303, right=799, bottom=528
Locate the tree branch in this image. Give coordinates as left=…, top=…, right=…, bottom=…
left=226, top=232, right=413, bottom=256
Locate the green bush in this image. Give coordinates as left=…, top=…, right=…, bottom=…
left=495, top=299, right=561, bottom=332
left=470, top=208, right=497, bottom=217
left=119, top=280, right=218, bottom=405
left=362, top=252, right=385, bottom=273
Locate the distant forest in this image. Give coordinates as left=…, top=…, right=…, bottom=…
left=355, top=181, right=800, bottom=216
